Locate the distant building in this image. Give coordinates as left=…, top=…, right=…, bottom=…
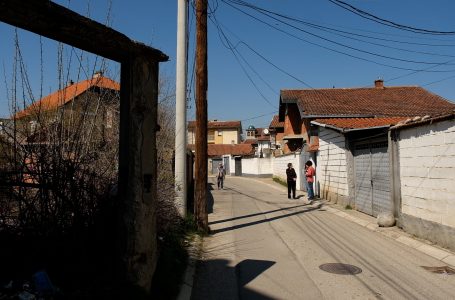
left=268, top=115, right=284, bottom=155
left=187, top=120, right=242, bottom=144
left=13, top=72, right=120, bottom=144
left=243, top=125, right=272, bottom=157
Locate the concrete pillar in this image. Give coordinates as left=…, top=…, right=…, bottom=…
left=175, top=0, right=188, bottom=216
left=118, top=55, right=159, bottom=292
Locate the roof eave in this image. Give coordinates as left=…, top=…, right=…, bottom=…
left=390, top=112, right=455, bottom=130
left=311, top=120, right=391, bottom=133
left=303, top=114, right=375, bottom=119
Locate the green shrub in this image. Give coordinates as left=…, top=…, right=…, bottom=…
left=273, top=176, right=287, bottom=187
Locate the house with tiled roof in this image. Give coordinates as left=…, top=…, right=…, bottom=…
left=187, top=120, right=246, bottom=175
left=243, top=125, right=272, bottom=157
left=187, top=120, right=242, bottom=145
left=13, top=72, right=120, bottom=144
left=268, top=115, right=285, bottom=154
left=279, top=79, right=455, bottom=221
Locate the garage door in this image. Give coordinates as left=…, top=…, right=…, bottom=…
left=354, top=141, right=391, bottom=217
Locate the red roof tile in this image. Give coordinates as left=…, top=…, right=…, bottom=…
left=188, top=144, right=254, bottom=157
left=188, top=120, right=242, bottom=130
left=391, top=112, right=455, bottom=130
left=14, top=76, right=120, bottom=119
left=242, top=139, right=258, bottom=144
left=312, top=117, right=407, bottom=131
left=269, top=115, right=284, bottom=128
left=281, top=86, right=455, bottom=117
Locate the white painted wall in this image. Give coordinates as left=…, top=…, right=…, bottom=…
left=226, top=151, right=306, bottom=190
left=316, top=127, right=349, bottom=197
left=242, top=157, right=273, bottom=176
left=273, top=152, right=303, bottom=190
left=398, top=119, right=455, bottom=228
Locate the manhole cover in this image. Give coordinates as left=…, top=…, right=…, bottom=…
left=319, top=263, right=362, bottom=275
left=421, top=266, right=455, bottom=275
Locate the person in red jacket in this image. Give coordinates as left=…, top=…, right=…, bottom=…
left=305, top=161, right=316, bottom=200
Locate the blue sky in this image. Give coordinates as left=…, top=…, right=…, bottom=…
left=1, top=0, right=454, bottom=128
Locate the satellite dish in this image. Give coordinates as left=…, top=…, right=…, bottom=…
left=263, top=128, right=269, bottom=135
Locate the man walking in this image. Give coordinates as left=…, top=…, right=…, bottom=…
left=217, top=163, right=226, bottom=189
left=286, top=163, right=297, bottom=199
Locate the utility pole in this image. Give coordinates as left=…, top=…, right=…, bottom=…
left=194, top=0, right=208, bottom=231
left=175, top=0, right=188, bottom=216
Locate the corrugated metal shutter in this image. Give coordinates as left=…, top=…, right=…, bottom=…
left=354, top=141, right=390, bottom=217
left=354, top=145, right=373, bottom=215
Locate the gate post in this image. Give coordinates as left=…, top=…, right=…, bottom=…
left=118, top=55, right=159, bottom=292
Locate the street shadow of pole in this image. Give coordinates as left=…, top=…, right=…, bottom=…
left=210, top=204, right=322, bottom=234
left=192, top=258, right=275, bottom=300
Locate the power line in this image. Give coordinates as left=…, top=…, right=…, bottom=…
left=208, top=2, right=277, bottom=109
left=328, top=0, right=455, bottom=35
left=241, top=111, right=277, bottom=122
left=212, top=18, right=376, bottom=113
left=224, top=0, right=455, bottom=69
left=422, top=74, right=455, bottom=87
left=228, top=0, right=455, bottom=47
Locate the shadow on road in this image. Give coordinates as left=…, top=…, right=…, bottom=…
left=209, top=204, right=310, bottom=225
left=211, top=204, right=322, bottom=234
left=192, top=258, right=276, bottom=300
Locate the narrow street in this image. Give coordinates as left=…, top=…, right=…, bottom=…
left=191, top=176, right=455, bottom=300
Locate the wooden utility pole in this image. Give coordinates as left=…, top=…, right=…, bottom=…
left=194, top=0, right=208, bottom=231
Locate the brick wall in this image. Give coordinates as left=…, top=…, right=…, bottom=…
left=398, top=119, right=455, bottom=228
left=316, top=127, right=349, bottom=202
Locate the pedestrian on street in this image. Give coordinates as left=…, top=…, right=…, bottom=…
left=305, top=160, right=316, bottom=200
left=286, top=163, right=297, bottom=199
left=217, top=163, right=226, bottom=189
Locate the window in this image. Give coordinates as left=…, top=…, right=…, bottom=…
left=309, top=125, right=318, bottom=136
left=218, top=130, right=223, bottom=136
left=208, top=130, right=215, bottom=142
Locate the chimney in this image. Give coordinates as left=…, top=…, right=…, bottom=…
left=93, top=71, right=104, bottom=79
left=67, top=79, right=74, bottom=86
left=374, top=78, right=384, bottom=89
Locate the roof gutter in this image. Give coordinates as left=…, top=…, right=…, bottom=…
left=311, top=120, right=390, bottom=133
left=303, top=114, right=375, bottom=119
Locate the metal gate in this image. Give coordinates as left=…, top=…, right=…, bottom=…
left=354, top=140, right=391, bottom=217
left=234, top=157, right=242, bottom=176
left=223, top=156, right=230, bottom=175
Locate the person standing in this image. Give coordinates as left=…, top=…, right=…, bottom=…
left=286, top=163, right=297, bottom=199
left=217, top=163, right=226, bottom=189
left=305, top=160, right=316, bottom=200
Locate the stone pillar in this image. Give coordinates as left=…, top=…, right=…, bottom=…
left=118, top=55, right=159, bottom=292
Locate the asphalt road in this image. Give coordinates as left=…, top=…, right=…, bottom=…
left=191, top=176, right=455, bottom=300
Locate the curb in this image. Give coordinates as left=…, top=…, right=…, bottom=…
left=323, top=204, right=455, bottom=268
left=177, top=234, right=202, bottom=300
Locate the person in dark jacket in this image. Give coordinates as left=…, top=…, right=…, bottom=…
left=286, top=163, right=297, bottom=199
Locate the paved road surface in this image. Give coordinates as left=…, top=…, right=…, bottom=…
left=191, top=176, right=455, bottom=300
